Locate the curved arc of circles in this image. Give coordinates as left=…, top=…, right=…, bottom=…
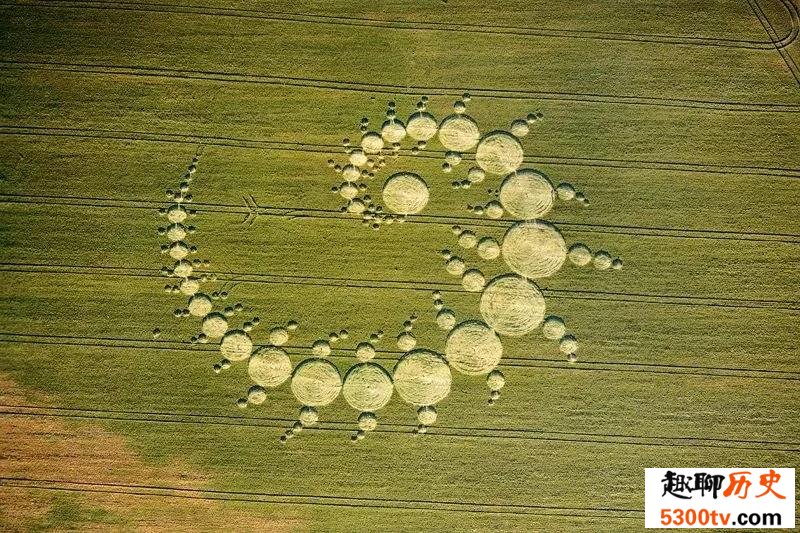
left=155, top=96, right=629, bottom=441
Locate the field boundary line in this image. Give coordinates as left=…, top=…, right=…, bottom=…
left=1, top=407, right=798, bottom=451
left=0, top=477, right=645, bottom=517
left=4, top=0, right=796, bottom=50
left=774, top=0, right=800, bottom=48
left=2, top=193, right=798, bottom=244
left=747, top=0, right=800, bottom=85
left=2, top=332, right=798, bottom=381
left=3, top=125, right=799, bottom=178
left=2, top=59, right=800, bottom=113
left=0, top=262, right=798, bottom=311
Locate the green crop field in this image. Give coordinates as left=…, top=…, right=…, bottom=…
left=0, top=0, right=798, bottom=531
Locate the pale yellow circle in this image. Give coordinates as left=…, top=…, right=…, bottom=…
left=568, top=244, right=592, bottom=266
left=188, top=294, right=213, bottom=317
left=361, top=132, right=384, bottom=154
left=476, top=131, right=524, bottom=175
left=499, top=169, right=555, bottom=219
left=166, top=223, right=187, bottom=242
left=382, top=172, right=430, bottom=215
left=291, top=358, right=342, bottom=406
left=480, top=274, right=546, bottom=337
left=201, top=312, right=228, bottom=338
left=220, top=330, right=253, bottom=361
left=179, top=277, right=200, bottom=296
left=438, top=114, right=480, bottom=151
left=381, top=120, right=406, bottom=143
left=462, top=269, right=486, bottom=292
left=406, top=112, right=438, bottom=141
left=445, top=320, right=503, bottom=375
left=342, top=363, right=394, bottom=412
left=477, top=237, right=501, bottom=260
left=502, top=221, right=567, bottom=278
left=167, top=204, right=187, bottom=223
left=393, top=349, right=452, bottom=406
left=248, top=346, right=292, bottom=388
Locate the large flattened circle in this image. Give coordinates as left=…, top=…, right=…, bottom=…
left=406, top=111, right=438, bottom=141
left=437, top=114, right=480, bottom=151
left=290, top=358, right=342, bottom=407
left=476, top=131, right=524, bottom=175
left=248, top=346, right=292, bottom=388
left=201, top=312, right=228, bottom=338
left=479, top=274, right=546, bottom=337
left=502, top=220, right=567, bottom=278
left=444, top=320, right=503, bottom=375
left=220, top=330, right=253, bottom=361
left=342, top=363, right=394, bottom=412
left=361, top=132, right=384, bottom=154
left=393, top=349, right=451, bottom=406
left=382, top=172, right=430, bottom=215
left=187, top=294, right=213, bottom=317
left=499, top=169, right=555, bottom=219
left=381, top=119, right=406, bottom=143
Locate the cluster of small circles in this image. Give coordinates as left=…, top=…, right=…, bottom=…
left=442, top=248, right=466, bottom=276
left=568, top=243, right=623, bottom=271
left=486, top=369, right=505, bottom=404
left=555, top=182, right=589, bottom=206
left=280, top=406, right=319, bottom=443
left=466, top=200, right=504, bottom=219
left=442, top=150, right=464, bottom=174
left=397, top=322, right=417, bottom=352
left=368, top=329, right=386, bottom=344
left=215, top=358, right=232, bottom=374
left=328, top=147, right=419, bottom=231
left=163, top=156, right=199, bottom=204
left=431, top=291, right=457, bottom=331
left=507, top=112, right=543, bottom=139
left=225, top=321, right=298, bottom=389
left=412, top=405, right=438, bottom=435
left=157, top=155, right=238, bottom=350
left=541, top=316, right=579, bottom=362
left=158, top=157, right=203, bottom=281
left=280, top=98, right=628, bottom=443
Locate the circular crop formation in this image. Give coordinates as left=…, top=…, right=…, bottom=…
left=499, top=169, right=555, bottom=219
left=248, top=346, right=292, bottom=388
left=476, top=131, right=524, bottom=175
left=157, top=98, right=624, bottom=441
left=445, top=320, right=503, bottom=375
left=438, top=114, right=480, bottom=151
left=381, top=119, right=406, bottom=143
left=361, top=132, right=384, bottom=154
left=382, top=172, right=430, bottom=215
left=202, top=312, right=228, bottom=338
left=502, top=221, right=567, bottom=278
left=568, top=243, right=592, bottom=266
left=220, top=330, right=253, bottom=361
left=393, top=349, right=452, bottom=406
left=406, top=111, right=438, bottom=141
left=188, top=294, right=213, bottom=317
left=291, top=358, right=342, bottom=407
left=542, top=316, right=566, bottom=340
left=477, top=237, right=501, bottom=260
left=342, top=363, right=394, bottom=412
left=461, top=268, right=486, bottom=292
left=479, top=274, right=546, bottom=337
left=355, top=342, right=376, bottom=362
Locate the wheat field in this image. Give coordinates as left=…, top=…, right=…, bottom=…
left=0, top=0, right=798, bottom=531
